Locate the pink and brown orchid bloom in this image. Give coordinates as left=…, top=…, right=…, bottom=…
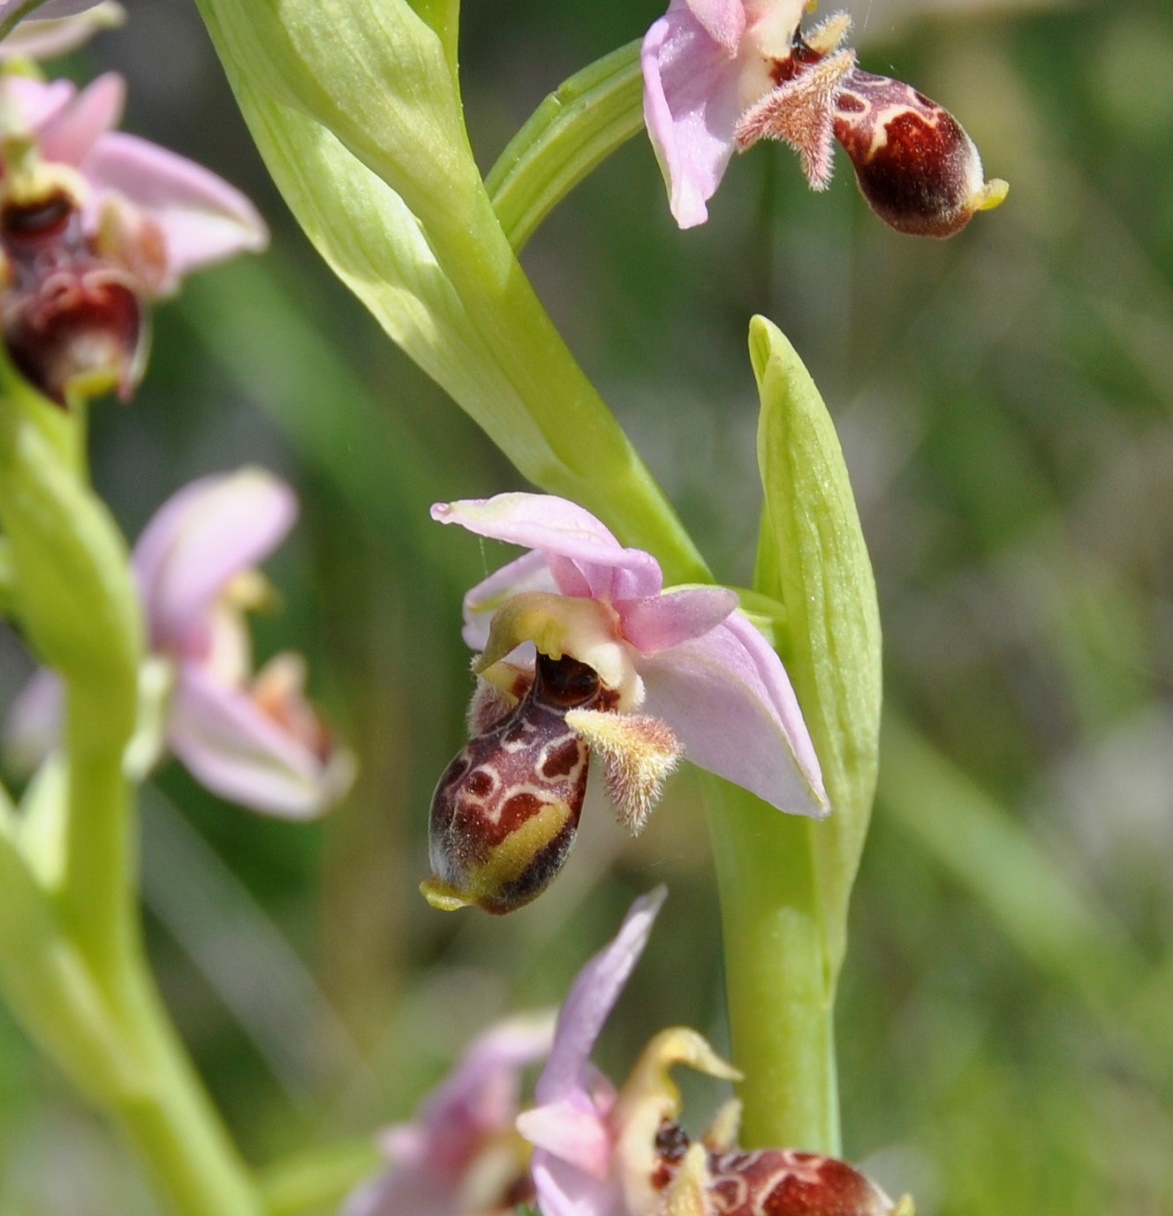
left=517, top=889, right=914, bottom=1216
left=0, top=70, right=266, bottom=403
left=421, top=493, right=827, bottom=914
left=5, top=468, right=353, bottom=818
left=641, top=0, right=1007, bottom=235
left=343, top=1014, right=555, bottom=1216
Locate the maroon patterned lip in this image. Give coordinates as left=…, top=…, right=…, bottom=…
left=705, top=1149, right=892, bottom=1216
left=427, top=653, right=621, bottom=913
left=2, top=187, right=149, bottom=405
left=834, top=70, right=989, bottom=238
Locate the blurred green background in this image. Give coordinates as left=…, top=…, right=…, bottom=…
left=1, top=0, right=1171, bottom=1211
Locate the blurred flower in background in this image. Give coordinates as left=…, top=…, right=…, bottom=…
left=342, top=1013, right=554, bottom=1216
left=0, top=68, right=266, bottom=404
left=5, top=468, right=354, bottom=817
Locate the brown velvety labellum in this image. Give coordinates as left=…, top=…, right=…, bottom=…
left=707, top=1150, right=892, bottom=1216
left=834, top=71, right=987, bottom=238
left=427, top=653, right=613, bottom=914
left=653, top=1122, right=893, bottom=1216
left=1, top=189, right=148, bottom=406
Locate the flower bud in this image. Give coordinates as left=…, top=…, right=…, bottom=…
left=834, top=69, right=1007, bottom=238
left=1, top=188, right=147, bottom=406
left=422, top=653, right=617, bottom=915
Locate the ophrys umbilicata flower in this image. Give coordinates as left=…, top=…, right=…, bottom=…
left=641, top=0, right=1007, bottom=235
left=5, top=468, right=353, bottom=818
left=342, top=1014, right=555, bottom=1216
left=420, top=493, right=827, bottom=915
left=0, top=70, right=266, bottom=404
left=517, top=888, right=914, bottom=1216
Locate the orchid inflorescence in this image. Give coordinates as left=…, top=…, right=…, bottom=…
left=0, top=0, right=1008, bottom=1212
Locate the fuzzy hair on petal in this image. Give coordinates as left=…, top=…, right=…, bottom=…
left=565, top=709, right=682, bottom=835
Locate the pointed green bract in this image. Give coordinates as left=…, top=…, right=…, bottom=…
left=0, top=361, right=139, bottom=737
left=704, top=320, right=881, bottom=1152
left=750, top=314, right=882, bottom=978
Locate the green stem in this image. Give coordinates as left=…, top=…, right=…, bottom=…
left=105, top=952, right=265, bottom=1215
left=0, top=821, right=262, bottom=1213
left=0, top=365, right=261, bottom=1211
left=0, top=0, right=46, bottom=39
left=447, top=210, right=709, bottom=583
left=58, top=689, right=136, bottom=969
left=706, top=777, right=841, bottom=1154
left=0, top=536, right=15, bottom=616
left=486, top=39, right=644, bottom=252
left=193, top=2, right=705, bottom=584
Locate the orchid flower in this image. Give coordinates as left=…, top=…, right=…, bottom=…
left=420, top=492, right=827, bottom=915
left=0, top=71, right=266, bottom=403
left=642, top=0, right=1007, bottom=235
left=343, top=1013, right=556, bottom=1216
left=4, top=468, right=354, bottom=818
left=517, top=889, right=913, bottom=1216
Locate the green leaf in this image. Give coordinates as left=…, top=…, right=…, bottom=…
left=195, top=0, right=476, bottom=233
left=196, top=3, right=710, bottom=583
left=487, top=39, right=645, bottom=252
left=750, top=315, right=882, bottom=979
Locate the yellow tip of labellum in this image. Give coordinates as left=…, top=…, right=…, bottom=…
left=419, top=878, right=474, bottom=912
left=976, top=177, right=1009, bottom=212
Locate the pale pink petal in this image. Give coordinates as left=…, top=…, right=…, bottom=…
left=1, top=668, right=63, bottom=774
left=535, top=886, right=666, bottom=1105
left=36, top=71, right=124, bottom=167
left=345, top=1014, right=553, bottom=1216
left=432, top=494, right=663, bottom=603
left=616, top=586, right=737, bottom=655
left=82, top=131, right=268, bottom=291
left=528, top=1151, right=625, bottom=1216
left=421, top=1014, right=555, bottom=1137
left=517, top=1097, right=613, bottom=1179
left=0, top=74, right=75, bottom=136
left=5, top=0, right=106, bottom=17
left=134, top=469, right=296, bottom=658
left=168, top=665, right=344, bottom=819
left=684, top=0, right=746, bottom=55
left=642, top=7, right=745, bottom=228
left=639, top=612, right=829, bottom=816
left=461, top=549, right=558, bottom=651
left=340, top=1168, right=453, bottom=1216
left=0, top=3, right=123, bottom=61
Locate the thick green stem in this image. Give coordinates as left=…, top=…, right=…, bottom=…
left=104, top=954, right=265, bottom=1216
left=0, top=364, right=261, bottom=1212
left=60, top=690, right=135, bottom=970
left=706, top=778, right=841, bottom=1154
left=0, top=821, right=262, bottom=1214
left=441, top=212, right=710, bottom=582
